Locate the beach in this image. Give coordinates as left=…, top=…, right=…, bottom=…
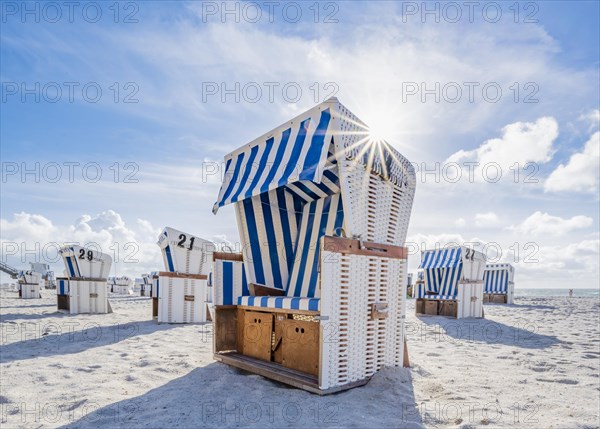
left=1, top=291, right=598, bottom=428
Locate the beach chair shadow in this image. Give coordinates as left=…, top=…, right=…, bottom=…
left=0, top=319, right=187, bottom=364
left=414, top=316, right=561, bottom=349
left=59, top=363, right=424, bottom=429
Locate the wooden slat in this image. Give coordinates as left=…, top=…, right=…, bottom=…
left=214, top=307, right=238, bottom=352
left=322, top=236, right=407, bottom=260
left=249, top=283, right=285, bottom=297
left=213, top=252, right=243, bottom=262
left=157, top=271, right=207, bottom=280
left=214, top=352, right=370, bottom=395
left=237, top=305, right=318, bottom=317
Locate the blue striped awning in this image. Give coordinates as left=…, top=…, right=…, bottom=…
left=484, top=267, right=511, bottom=293
left=213, top=108, right=333, bottom=213
left=419, top=248, right=462, bottom=269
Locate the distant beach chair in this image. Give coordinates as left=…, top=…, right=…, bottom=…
left=415, top=246, right=486, bottom=318
left=483, top=263, right=515, bottom=304
left=17, top=271, right=42, bottom=299
left=211, top=98, right=416, bottom=394
left=57, top=245, right=113, bottom=314
left=139, top=274, right=152, bottom=296
left=152, top=227, right=214, bottom=323
left=109, top=276, right=133, bottom=295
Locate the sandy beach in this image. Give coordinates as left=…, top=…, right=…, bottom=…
left=1, top=291, right=598, bottom=429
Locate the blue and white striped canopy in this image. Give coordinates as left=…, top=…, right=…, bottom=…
left=214, top=108, right=334, bottom=213
left=484, top=264, right=513, bottom=293
left=419, top=248, right=462, bottom=269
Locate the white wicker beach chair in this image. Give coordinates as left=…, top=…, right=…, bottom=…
left=57, top=245, right=113, bottom=314
left=415, top=246, right=487, bottom=318
left=17, top=270, right=42, bottom=299
left=152, top=227, right=214, bottom=323
left=483, top=263, right=515, bottom=304
left=211, top=98, right=416, bottom=394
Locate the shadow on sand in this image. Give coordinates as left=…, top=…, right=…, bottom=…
left=412, top=315, right=561, bottom=349
left=0, top=319, right=188, bottom=364
left=59, top=363, right=424, bottom=429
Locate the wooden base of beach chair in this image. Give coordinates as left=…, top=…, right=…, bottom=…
left=439, top=301, right=458, bottom=317
left=483, top=293, right=490, bottom=303
left=57, top=294, right=70, bottom=311
left=152, top=297, right=158, bottom=318
left=416, top=299, right=458, bottom=318
left=492, top=294, right=507, bottom=304
left=213, top=305, right=367, bottom=394
left=424, top=300, right=438, bottom=315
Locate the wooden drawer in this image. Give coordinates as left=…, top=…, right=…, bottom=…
left=279, top=319, right=319, bottom=376
left=240, top=311, right=273, bottom=361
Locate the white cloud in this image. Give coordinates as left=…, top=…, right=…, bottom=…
left=517, top=239, right=599, bottom=277
left=544, top=131, right=600, bottom=193
left=455, top=218, right=466, bottom=227
left=0, top=211, right=164, bottom=279
left=446, top=117, right=559, bottom=182
left=510, top=211, right=593, bottom=237
left=474, top=212, right=499, bottom=227
left=579, top=109, right=600, bottom=132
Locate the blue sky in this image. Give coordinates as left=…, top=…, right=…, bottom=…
left=1, top=1, right=599, bottom=287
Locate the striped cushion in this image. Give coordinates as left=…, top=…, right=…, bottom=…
left=423, top=295, right=456, bottom=300
left=238, top=296, right=320, bottom=312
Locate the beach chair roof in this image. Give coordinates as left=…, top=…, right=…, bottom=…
left=419, top=247, right=463, bottom=269
left=213, top=97, right=414, bottom=213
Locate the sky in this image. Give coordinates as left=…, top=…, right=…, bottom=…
left=1, top=1, right=599, bottom=288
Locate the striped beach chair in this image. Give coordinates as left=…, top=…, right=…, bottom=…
left=58, top=246, right=112, bottom=314
left=211, top=98, right=416, bottom=394
left=483, top=263, right=515, bottom=304
left=415, top=246, right=487, bottom=318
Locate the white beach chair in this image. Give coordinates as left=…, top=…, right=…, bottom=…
left=17, top=271, right=42, bottom=299
left=152, top=227, right=214, bottom=323
left=57, top=245, right=113, bottom=314
left=211, top=98, right=416, bottom=394
left=483, top=263, right=515, bottom=304
left=415, top=246, right=486, bottom=318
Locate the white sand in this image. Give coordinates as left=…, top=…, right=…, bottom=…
left=1, top=291, right=598, bottom=428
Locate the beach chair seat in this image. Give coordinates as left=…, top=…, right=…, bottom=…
left=237, top=296, right=321, bottom=312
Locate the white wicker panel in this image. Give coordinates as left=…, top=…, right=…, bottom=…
left=338, top=160, right=414, bottom=246
left=319, top=250, right=406, bottom=390
left=68, top=280, right=109, bottom=314
left=158, top=276, right=207, bottom=323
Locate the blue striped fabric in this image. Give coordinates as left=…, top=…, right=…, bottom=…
left=484, top=269, right=509, bottom=293
left=240, top=188, right=300, bottom=291
left=414, top=283, right=426, bottom=298
left=58, top=279, right=69, bottom=295
left=420, top=248, right=463, bottom=299
left=426, top=295, right=456, bottom=300
left=238, top=296, right=320, bottom=312
left=220, top=259, right=248, bottom=305
left=214, top=108, right=333, bottom=212
left=419, top=247, right=462, bottom=269
left=286, top=193, right=344, bottom=298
